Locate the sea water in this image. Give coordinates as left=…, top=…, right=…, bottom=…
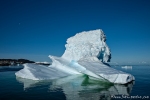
left=0, top=65, right=150, bottom=100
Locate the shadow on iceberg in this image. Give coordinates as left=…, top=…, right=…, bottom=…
left=16, top=75, right=134, bottom=100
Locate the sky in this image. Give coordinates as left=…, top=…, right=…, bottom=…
left=0, top=0, right=150, bottom=64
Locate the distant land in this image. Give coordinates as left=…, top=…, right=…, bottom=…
left=0, top=59, right=50, bottom=66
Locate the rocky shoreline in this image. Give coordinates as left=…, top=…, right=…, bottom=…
left=0, top=59, right=51, bottom=66
left=0, top=59, right=35, bottom=66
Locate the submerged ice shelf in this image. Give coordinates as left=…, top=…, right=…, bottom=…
left=17, top=75, right=134, bottom=99
left=15, top=29, right=135, bottom=84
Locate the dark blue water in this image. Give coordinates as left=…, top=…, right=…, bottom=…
left=0, top=65, right=150, bottom=100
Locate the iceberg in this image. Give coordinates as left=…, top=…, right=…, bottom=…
left=62, top=29, right=111, bottom=62
left=15, top=29, right=135, bottom=84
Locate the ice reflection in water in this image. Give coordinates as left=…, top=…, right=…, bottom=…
left=16, top=75, right=134, bottom=100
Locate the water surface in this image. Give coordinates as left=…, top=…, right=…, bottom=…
left=0, top=65, right=150, bottom=100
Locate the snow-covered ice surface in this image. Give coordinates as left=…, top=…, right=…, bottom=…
left=78, top=60, right=135, bottom=84
left=50, top=56, right=104, bottom=80
left=15, top=63, right=72, bottom=80
left=15, top=29, right=135, bottom=84
left=62, top=29, right=111, bottom=62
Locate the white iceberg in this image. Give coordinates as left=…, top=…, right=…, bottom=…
left=15, top=29, right=135, bottom=84
left=62, top=29, right=111, bottom=62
